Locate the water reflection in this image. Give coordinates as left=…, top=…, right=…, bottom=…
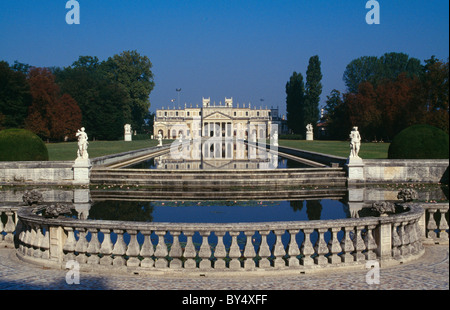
left=127, top=139, right=310, bottom=170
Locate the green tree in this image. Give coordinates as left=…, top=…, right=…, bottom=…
left=343, top=52, right=422, bottom=93
left=55, top=57, right=128, bottom=140
left=304, top=55, right=323, bottom=129
left=285, top=71, right=305, bottom=134
left=100, top=50, right=155, bottom=131
left=0, top=61, right=32, bottom=129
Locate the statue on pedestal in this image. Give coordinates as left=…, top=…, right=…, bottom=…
left=76, top=127, right=89, bottom=160
left=157, top=132, right=163, bottom=146
left=306, top=123, right=313, bottom=140
left=349, top=126, right=361, bottom=159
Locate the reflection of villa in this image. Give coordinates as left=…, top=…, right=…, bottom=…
left=154, top=140, right=279, bottom=170
left=153, top=97, right=274, bottom=140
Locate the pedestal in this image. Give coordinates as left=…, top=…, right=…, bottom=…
left=306, top=132, right=313, bottom=141
left=73, top=159, right=91, bottom=185
left=124, top=133, right=132, bottom=141
left=346, top=156, right=364, bottom=183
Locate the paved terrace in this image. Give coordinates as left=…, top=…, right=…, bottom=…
left=0, top=244, right=447, bottom=290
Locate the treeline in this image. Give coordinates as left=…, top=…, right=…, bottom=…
left=323, top=52, right=449, bottom=141
left=0, top=50, right=154, bottom=141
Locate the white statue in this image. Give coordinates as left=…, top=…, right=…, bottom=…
left=76, top=127, right=89, bottom=159
left=349, top=126, right=361, bottom=158
left=306, top=123, right=313, bottom=140
left=272, top=130, right=279, bottom=146
left=124, top=124, right=132, bottom=141
left=157, top=132, right=163, bottom=146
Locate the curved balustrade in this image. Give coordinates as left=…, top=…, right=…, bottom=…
left=14, top=203, right=428, bottom=275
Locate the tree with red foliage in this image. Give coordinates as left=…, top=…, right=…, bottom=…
left=25, top=67, right=82, bottom=141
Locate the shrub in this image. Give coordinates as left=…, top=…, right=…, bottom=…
left=0, top=128, right=49, bottom=161
left=388, top=124, right=449, bottom=159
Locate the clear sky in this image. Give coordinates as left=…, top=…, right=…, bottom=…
left=1, top=0, right=448, bottom=116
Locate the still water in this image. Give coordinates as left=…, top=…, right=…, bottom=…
left=86, top=199, right=350, bottom=223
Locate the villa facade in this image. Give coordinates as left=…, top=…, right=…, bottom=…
left=153, top=97, right=276, bottom=140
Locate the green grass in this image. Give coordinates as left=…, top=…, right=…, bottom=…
left=278, top=140, right=389, bottom=159
left=46, top=139, right=165, bottom=161
left=46, top=139, right=389, bottom=161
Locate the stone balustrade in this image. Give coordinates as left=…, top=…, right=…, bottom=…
left=422, top=203, right=449, bottom=245
left=12, top=203, right=430, bottom=275
left=0, top=206, right=19, bottom=248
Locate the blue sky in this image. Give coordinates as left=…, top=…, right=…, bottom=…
left=0, top=0, right=448, bottom=116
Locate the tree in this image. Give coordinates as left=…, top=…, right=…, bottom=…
left=25, top=67, right=81, bottom=141
left=304, top=55, right=323, bottom=129
left=100, top=50, right=155, bottom=131
left=323, top=89, right=351, bottom=140
left=285, top=71, right=305, bottom=134
left=0, top=61, right=32, bottom=129
left=55, top=56, right=128, bottom=140
left=343, top=52, right=422, bottom=93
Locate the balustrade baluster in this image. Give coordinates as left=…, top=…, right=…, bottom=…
left=99, top=229, right=113, bottom=266
left=314, top=228, right=328, bottom=265
left=154, top=231, right=169, bottom=268
left=168, top=231, right=182, bottom=269
left=4, top=211, right=15, bottom=243
left=286, top=229, right=300, bottom=267
left=399, top=222, right=411, bottom=257
left=327, top=227, right=342, bottom=264
left=126, top=230, right=141, bottom=267
left=112, top=229, right=127, bottom=266
left=40, top=225, right=50, bottom=260
left=140, top=230, right=155, bottom=268
left=198, top=231, right=212, bottom=269
left=229, top=231, right=242, bottom=269
left=213, top=231, right=227, bottom=269
left=183, top=231, right=197, bottom=269
left=300, top=228, right=315, bottom=266
left=33, top=225, right=44, bottom=259
left=243, top=231, right=256, bottom=269
left=427, top=209, right=438, bottom=239
left=63, top=227, right=77, bottom=262
left=21, top=223, right=31, bottom=255
left=364, top=225, right=377, bottom=260
left=257, top=230, right=271, bottom=269
left=0, top=214, right=4, bottom=241
left=391, top=223, right=401, bottom=259
left=352, top=226, right=366, bottom=262
left=437, top=209, right=449, bottom=240
left=27, top=224, right=37, bottom=257
left=273, top=230, right=286, bottom=268
left=75, top=227, right=88, bottom=264
left=86, top=228, right=101, bottom=264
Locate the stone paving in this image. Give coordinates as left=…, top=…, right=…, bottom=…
left=0, top=245, right=448, bottom=290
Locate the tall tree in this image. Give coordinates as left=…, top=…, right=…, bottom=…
left=323, top=89, right=351, bottom=140
left=304, top=55, right=323, bottom=129
left=55, top=57, right=128, bottom=140
left=100, top=50, right=155, bottom=131
left=285, top=71, right=305, bottom=134
left=0, top=61, right=32, bottom=129
left=343, top=52, right=422, bottom=93
left=25, top=67, right=81, bottom=141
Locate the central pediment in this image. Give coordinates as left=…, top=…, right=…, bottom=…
left=203, top=111, right=233, bottom=120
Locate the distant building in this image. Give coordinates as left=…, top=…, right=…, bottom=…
left=153, top=97, right=275, bottom=140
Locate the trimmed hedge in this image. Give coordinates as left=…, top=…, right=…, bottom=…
left=0, top=128, right=49, bottom=161
left=388, top=124, right=449, bottom=159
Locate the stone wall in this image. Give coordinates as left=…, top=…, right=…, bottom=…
left=363, top=159, right=449, bottom=184
left=0, top=161, right=75, bottom=185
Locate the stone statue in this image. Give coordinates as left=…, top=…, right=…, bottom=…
left=124, top=124, right=132, bottom=141
left=157, top=132, right=163, bottom=146
left=306, top=123, right=313, bottom=140
left=349, top=126, right=361, bottom=158
left=272, top=130, right=279, bottom=146
left=76, top=127, right=89, bottom=160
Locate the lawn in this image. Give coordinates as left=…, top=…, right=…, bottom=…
left=46, top=139, right=163, bottom=161
left=278, top=140, right=389, bottom=159
left=46, top=139, right=389, bottom=161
